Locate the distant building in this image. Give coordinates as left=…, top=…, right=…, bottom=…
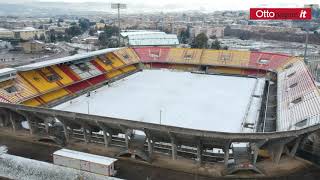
left=21, top=40, right=45, bottom=53
left=53, top=149, right=117, bottom=177
left=230, top=24, right=301, bottom=34
left=0, top=68, right=17, bottom=93
left=0, top=40, right=11, bottom=49
left=0, top=28, right=14, bottom=39
left=42, top=24, right=52, bottom=30
left=12, top=27, right=46, bottom=41
left=120, top=31, right=179, bottom=46
left=304, top=4, right=320, bottom=9
left=83, top=36, right=99, bottom=44
left=71, top=36, right=81, bottom=43
left=317, top=64, right=320, bottom=78
left=206, top=27, right=225, bottom=38
left=48, top=26, right=68, bottom=33
left=95, top=23, right=106, bottom=30
left=192, top=26, right=225, bottom=38
left=304, top=4, right=320, bottom=19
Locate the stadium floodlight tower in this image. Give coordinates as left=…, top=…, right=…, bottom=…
left=303, top=23, right=310, bottom=65
left=303, top=4, right=318, bottom=65
left=111, top=3, right=127, bottom=47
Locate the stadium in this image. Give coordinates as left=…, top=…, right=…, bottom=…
left=0, top=47, right=319, bottom=175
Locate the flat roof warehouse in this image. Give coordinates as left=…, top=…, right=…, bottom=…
left=53, top=149, right=117, bottom=165
left=120, top=31, right=179, bottom=46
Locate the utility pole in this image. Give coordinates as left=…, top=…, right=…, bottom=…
left=303, top=3, right=315, bottom=65
left=303, top=26, right=309, bottom=65
left=111, top=3, right=127, bottom=47
left=87, top=101, right=90, bottom=114
left=159, top=110, right=162, bottom=125
left=118, top=7, right=120, bottom=46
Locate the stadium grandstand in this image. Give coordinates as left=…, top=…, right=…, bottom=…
left=0, top=46, right=319, bottom=175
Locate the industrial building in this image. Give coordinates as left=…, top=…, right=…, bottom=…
left=120, top=31, right=179, bottom=46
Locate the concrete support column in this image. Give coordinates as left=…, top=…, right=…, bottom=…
left=125, top=132, right=129, bottom=149
left=290, top=137, right=302, bottom=157
left=102, top=129, right=112, bottom=148
left=170, top=135, right=177, bottom=160
left=26, top=115, right=35, bottom=135
left=271, top=143, right=285, bottom=164
left=44, top=120, right=49, bottom=134
left=283, top=146, right=290, bottom=156
left=145, top=129, right=154, bottom=158
left=121, top=127, right=132, bottom=150
left=196, top=141, right=202, bottom=164
left=312, top=132, right=320, bottom=155
left=253, top=146, right=259, bottom=165
left=61, top=122, right=69, bottom=143
left=96, top=122, right=112, bottom=148
left=205, top=66, right=209, bottom=73
left=88, top=130, right=92, bottom=141
left=224, top=142, right=231, bottom=167
left=251, top=140, right=267, bottom=165
left=8, top=111, right=16, bottom=132
left=0, top=109, right=10, bottom=127
left=102, top=130, right=108, bottom=147
left=138, top=62, right=144, bottom=70
left=83, top=127, right=89, bottom=144
left=70, top=128, right=74, bottom=137
left=147, top=138, right=153, bottom=157
left=0, top=114, right=5, bottom=127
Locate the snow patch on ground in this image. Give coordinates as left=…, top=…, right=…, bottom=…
left=54, top=69, right=258, bottom=133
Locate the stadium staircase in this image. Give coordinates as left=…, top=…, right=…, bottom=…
left=117, top=134, right=151, bottom=162
left=262, top=81, right=277, bottom=132
left=256, top=79, right=277, bottom=133
left=226, top=146, right=262, bottom=175
left=233, top=147, right=252, bottom=165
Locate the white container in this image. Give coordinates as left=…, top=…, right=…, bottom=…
left=53, top=149, right=117, bottom=176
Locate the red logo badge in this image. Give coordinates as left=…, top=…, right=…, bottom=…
left=250, top=8, right=312, bottom=20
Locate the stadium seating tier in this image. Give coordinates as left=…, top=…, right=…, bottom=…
left=1, top=47, right=318, bottom=133
left=133, top=47, right=170, bottom=62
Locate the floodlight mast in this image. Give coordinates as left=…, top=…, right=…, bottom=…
left=303, top=4, right=316, bottom=65
left=303, top=25, right=309, bottom=65
left=111, top=3, right=127, bottom=47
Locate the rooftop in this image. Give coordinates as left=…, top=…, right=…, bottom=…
left=12, top=27, right=38, bottom=32
left=0, top=152, right=119, bottom=180
left=121, top=31, right=179, bottom=46
left=0, top=68, right=17, bottom=76
left=16, top=48, right=120, bottom=71
left=53, top=149, right=117, bottom=165
left=0, top=28, right=10, bottom=32
left=120, top=30, right=163, bottom=37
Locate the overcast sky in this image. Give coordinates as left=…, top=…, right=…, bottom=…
left=8, top=0, right=320, bottom=11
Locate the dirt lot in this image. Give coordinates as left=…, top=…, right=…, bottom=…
left=0, top=135, right=213, bottom=180
left=0, top=135, right=319, bottom=180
